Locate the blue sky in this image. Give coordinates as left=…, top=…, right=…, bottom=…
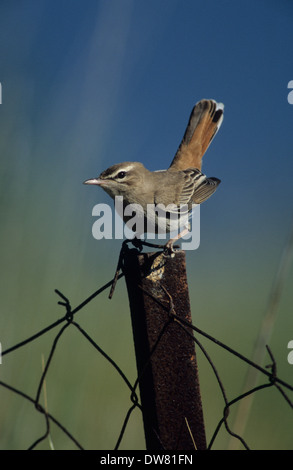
left=1, top=0, right=293, bottom=215
left=0, top=0, right=292, bottom=450
left=1, top=0, right=292, bottom=273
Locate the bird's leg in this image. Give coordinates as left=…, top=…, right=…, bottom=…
left=132, top=236, right=173, bottom=251
left=164, top=227, right=190, bottom=254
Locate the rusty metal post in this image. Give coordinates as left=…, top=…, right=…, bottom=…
left=122, top=247, right=206, bottom=450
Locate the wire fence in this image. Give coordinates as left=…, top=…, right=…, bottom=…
left=1, top=243, right=293, bottom=451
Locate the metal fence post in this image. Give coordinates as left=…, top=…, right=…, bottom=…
left=122, top=248, right=206, bottom=450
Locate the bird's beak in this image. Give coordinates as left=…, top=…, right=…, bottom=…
left=83, top=178, right=103, bottom=185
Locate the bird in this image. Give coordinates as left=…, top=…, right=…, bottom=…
left=84, top=99, right=224, bottom=252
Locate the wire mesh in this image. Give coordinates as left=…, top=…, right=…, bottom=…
left=0, top=244, right=292, bottom=450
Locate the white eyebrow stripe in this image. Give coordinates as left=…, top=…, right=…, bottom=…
left=112, top=164, right=136, bottom=176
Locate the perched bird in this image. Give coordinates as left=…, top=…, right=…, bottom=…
left=84, top=99, right=224, bottom=251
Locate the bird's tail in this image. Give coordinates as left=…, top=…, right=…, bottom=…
left=169, top=99, right=224, bottom=171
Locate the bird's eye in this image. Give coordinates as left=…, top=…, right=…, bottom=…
left=117, top=171, right=126, bottom=179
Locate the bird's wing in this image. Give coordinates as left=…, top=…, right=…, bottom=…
left=179, top=169, right=221, bottom=205
left=191, top=177, right=221, bottom=204
left=152, top=169, right=220, bottom=222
